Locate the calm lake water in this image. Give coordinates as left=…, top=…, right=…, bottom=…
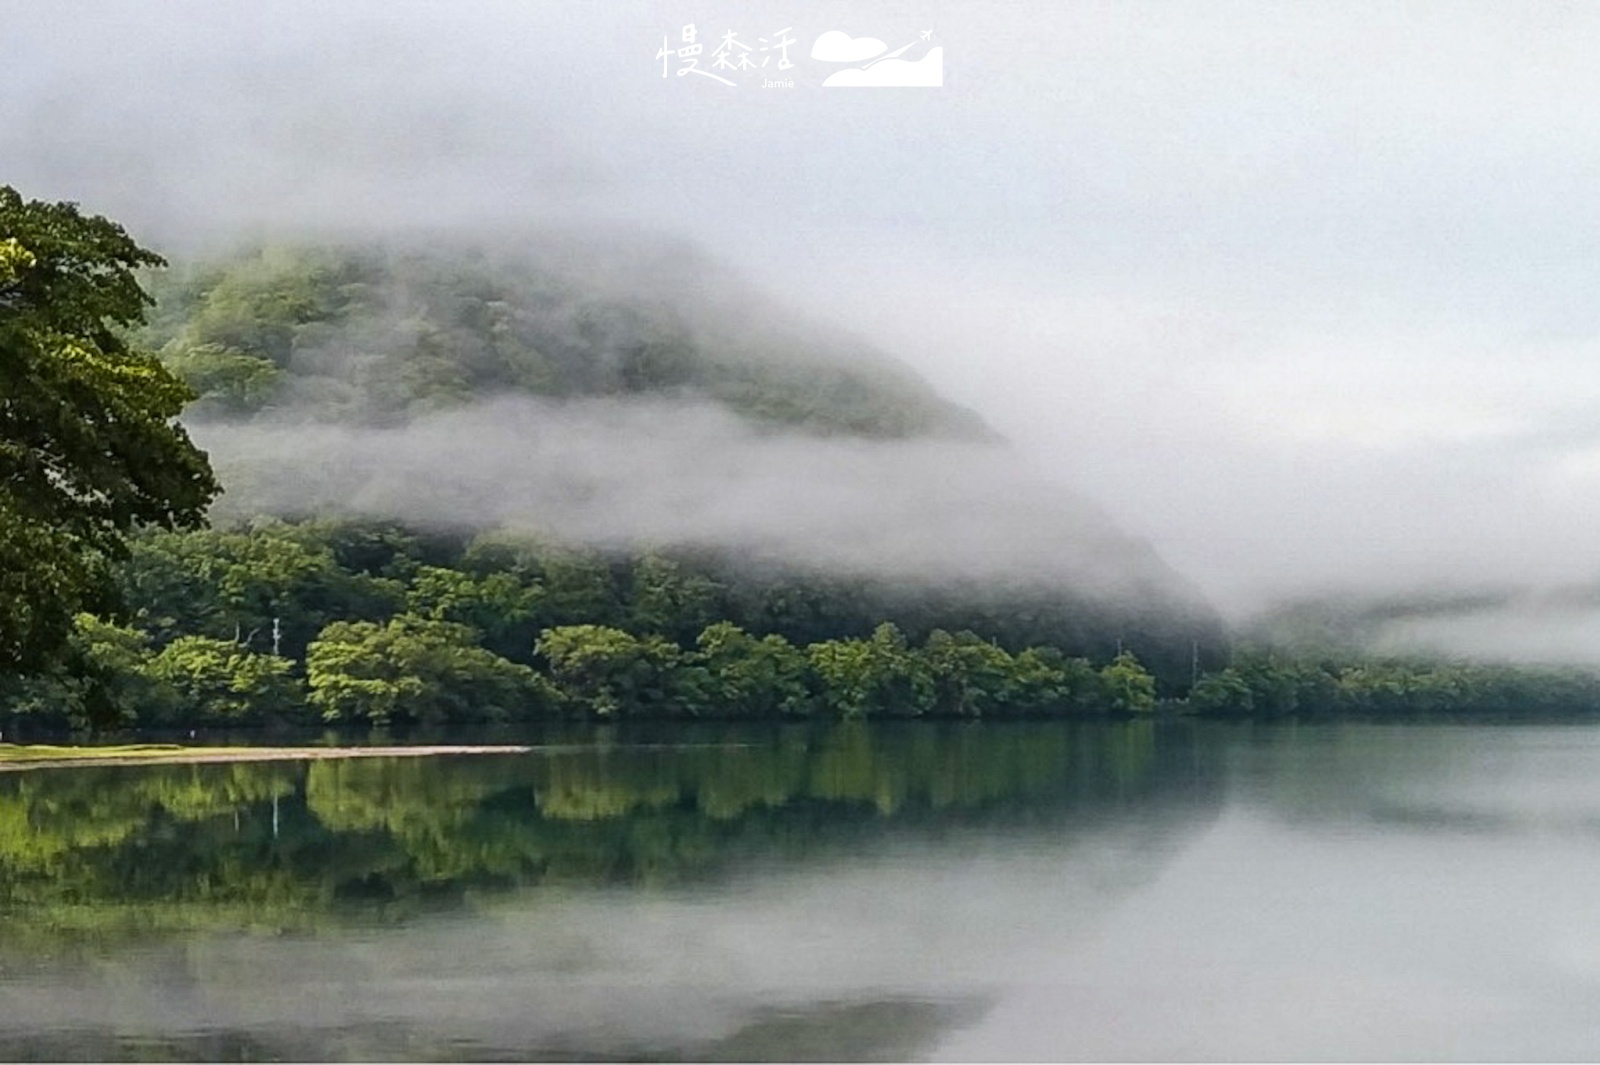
left=4, top=720, right=1600, bottom=1061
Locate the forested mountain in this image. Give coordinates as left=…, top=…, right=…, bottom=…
left=6, top=236, right=1237, bottom=728
left=147, top=239, right=1227, bottom=657
left=137, top=240, right=990, bottom=438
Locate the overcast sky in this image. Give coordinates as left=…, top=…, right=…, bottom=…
left=8, top=1, right=1600, bottom=620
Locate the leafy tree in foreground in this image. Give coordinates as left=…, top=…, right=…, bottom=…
left=0, top=187, right=218, bottom=675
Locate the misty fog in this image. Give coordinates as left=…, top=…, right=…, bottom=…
left=9, top=1, right=1600, bottom=653
left=200, top=396, right=1180, bottom=599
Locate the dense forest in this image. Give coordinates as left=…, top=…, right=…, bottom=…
left=5, top=513, right=1595, bottom=732
left=0, top=516, right=1176, bottom=730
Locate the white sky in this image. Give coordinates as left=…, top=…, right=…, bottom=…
left=8, top=0, right=1600, bottom=618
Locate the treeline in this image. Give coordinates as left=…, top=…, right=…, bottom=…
left=0, top=617, right=1159, bottom=731
left=0, top=518, right=1167, bottom=730
left=1189, top=653, right=1600, bottom=718
left=6, top=517, right=1595, bottom=731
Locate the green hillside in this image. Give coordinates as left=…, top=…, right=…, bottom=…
left=139, top=242, right=989, bottom=438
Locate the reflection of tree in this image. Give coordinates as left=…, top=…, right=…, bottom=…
left=0, top=722, right=1221, bottom=948
left=0, top=995, right=990, bottom=1064
left=677, top=997, right=992, bottom=1064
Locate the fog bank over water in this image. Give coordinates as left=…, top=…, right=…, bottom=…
left=10, top=2, right=1600, bottom=644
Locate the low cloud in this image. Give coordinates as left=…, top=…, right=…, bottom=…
left=200, top=395, right=1190, bottom=606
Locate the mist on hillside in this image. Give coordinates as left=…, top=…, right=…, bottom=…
left=9, top=3, right=1600, bottom=660
left=200, top=395, right=1177, bottom=599
left=124, top=228, right=1213, bottom=647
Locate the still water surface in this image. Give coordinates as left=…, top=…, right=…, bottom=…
left=3, top=721, right=1600, bottom=1060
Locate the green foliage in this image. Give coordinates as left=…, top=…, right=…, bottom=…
left=155, top=245, right=371, bottom=368
left=530, top=547, right=624, bottom=630
left=808, top=623, right=936, bottom=719
left=1099, top=651, right=1158, bottom=714
left=276, top=517, right=442, bottom=581
left=708, top=359, right=953, bottom=438
left=21, top=513, right=1597, bottom=730
left=76, top=519, right=1206, bottom=728
left=306, top=614, right=550, bottom=726
left=118, top=524, right=405, bottom=658
left=923, top=629, right=1018, bottom=717
left=0, top=186, right=219, bottom=672
left=406, top=565, right=543, bottom=660
left=158, top=342, right=282, bottom=414
left=0, top=614, right=158, bottom=729
left=71, top=614, right=174, bottom=726
left=1010, top=647, right=1110, bottom=714
left=0, top=614, right=304, bottom=730
left=535, top=624, right=682, bottom=717
left=1187, top=667, right=1255, bottom=716
left=683, top=622, right=814, bottom=718
left=459, top=532, right=623, bottom=631
left=143, top=636, right=304, bottom=724
left=625, top=553, right=724, bottom=643
left=1184, top=653, right=1600, bottom=719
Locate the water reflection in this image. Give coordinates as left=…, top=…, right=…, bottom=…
left=0, top=721, right=1222, bottom=1061
left=31, top=721, right=1600, bottom=1060
left=3, top=996, right=984, bottom=1063
left=938, top=723, right=1600, bottom=1061
left=21, top=721, right=1600, bottom=1059
left=0, top=722, right=1216, bottom=935
left=1221, top=721, right=1600, bottom=839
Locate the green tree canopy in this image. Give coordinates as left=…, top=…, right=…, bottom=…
left=144, top=635, right=305, bottom=724
left=0, top=187, right=218, bottom=673
left=683, top=621, right=813, bottom=718
left=306, top=614, right=549, bottom=725
left=535, top=623, right=682, bottom=717
left=1098, top=651, right=1159, bottom=714
left=808, top=622, right=935, bottom=719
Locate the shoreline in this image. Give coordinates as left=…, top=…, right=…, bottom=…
left=0, top=744, right=534, bottom=773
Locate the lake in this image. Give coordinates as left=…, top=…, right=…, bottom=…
left=3, top=720, right=1600, bottom=1061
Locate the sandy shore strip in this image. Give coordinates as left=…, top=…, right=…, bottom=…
left=0, top=744, right=534, bottom=772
